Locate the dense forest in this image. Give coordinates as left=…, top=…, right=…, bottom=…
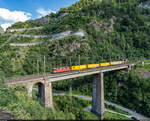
left=0, top=0, right=150, bottom=120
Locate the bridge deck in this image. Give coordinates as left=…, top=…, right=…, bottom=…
left=4, top=63, right=137, bottom=85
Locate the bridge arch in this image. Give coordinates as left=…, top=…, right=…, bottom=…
left=32, top=82, right=45, bottom=105
left=25, top=80, right=53, bottom=108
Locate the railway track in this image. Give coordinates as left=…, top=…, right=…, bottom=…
left=5, top=62, right=138, bottom=84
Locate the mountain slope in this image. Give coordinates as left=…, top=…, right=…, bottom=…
left=0, top=0, right=150, bottom=77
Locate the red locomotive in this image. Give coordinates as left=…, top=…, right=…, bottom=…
left=52, top=67, right=70, bottom=73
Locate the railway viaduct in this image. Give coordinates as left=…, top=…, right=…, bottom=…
left=4, top=63, right=137, bottom=118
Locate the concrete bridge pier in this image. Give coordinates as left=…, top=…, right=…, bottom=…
left=91, top=72, right=105, bottom=118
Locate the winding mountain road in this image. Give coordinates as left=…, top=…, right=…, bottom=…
left=9, top=30, right=85, bottom=47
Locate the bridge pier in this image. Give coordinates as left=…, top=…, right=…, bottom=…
left=128, top=65, right=132, bottom=72
left=91, top=72, right=105, bottom=118
left=69, top=79, right=72, bottom=102
left=26, top=84, right=33, bottom=97
left=45, top=82, right=53, bottom=108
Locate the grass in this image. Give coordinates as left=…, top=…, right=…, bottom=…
left=103, top=111, right=131, bottom=120
left=105, top=104, right=131, bottom=116
left=83, top=111, right=98, bottom=120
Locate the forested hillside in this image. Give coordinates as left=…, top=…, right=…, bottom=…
left=0, top=0, right=150, bottom=120
left=0, top=0, right=150, bottom=77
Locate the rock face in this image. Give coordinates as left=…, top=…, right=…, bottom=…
left=139, top=1, right=150, bottom=9
left=136, top=70, right=150, bottom=79
left=0, top=27, right=4, bottom=34
left=29, top=16, right=52, bottom=25
left=58, top=12, right=68, bottom=18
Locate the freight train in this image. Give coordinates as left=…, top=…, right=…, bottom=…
left=52, top=60, right=127, bottom=73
